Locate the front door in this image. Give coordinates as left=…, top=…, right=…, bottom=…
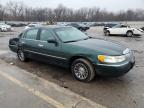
left=36, top=29, right=67, bottom=66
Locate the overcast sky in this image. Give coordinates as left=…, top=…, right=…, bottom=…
left=0, top=0, right=144, bottom=12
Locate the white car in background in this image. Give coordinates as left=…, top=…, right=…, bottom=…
left=105, top=24, right=143, bottom=36
left=0, top=23, right=13, bottom=32
left=25, top=23, right=42, bottom=30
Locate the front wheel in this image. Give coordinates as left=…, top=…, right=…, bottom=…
left=71, top=58, right=95, bottom=82
left=126, top=31, right=133, bottom=37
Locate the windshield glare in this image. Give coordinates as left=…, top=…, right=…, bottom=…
left=55, top=27, right=88, bottom=42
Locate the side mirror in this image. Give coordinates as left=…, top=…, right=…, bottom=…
left=47, top=39, right=58, bottom=45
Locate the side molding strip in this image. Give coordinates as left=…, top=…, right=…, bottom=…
left=24, top=49, right=67, bottom=60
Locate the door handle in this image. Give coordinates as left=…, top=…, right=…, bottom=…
left=38, top=44, right=44, bottom=47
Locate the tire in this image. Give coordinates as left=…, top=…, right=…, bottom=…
left=126, top=31, right=133, bottom=37
left=0, top=28, right=2, bottom=32
left=71, top=58, right=95, bottom=82
left=105, top=31, right=110, bottom=36
left=17, top=49, right=28, bottom=62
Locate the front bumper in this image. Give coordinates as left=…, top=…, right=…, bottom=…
left=1, top=28, right=7, bottom=32
left=134, top=30, right=144, bottom=36
left=7, top=28, right=12, bottom=31
left=95, top=60, right=135, bottom=77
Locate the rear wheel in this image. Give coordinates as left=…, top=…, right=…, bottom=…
left=126, top=31, right=133, bottom=37
left=103, top=29, right=107, bottom=34
left=71, top=58, right=95, bottom=82
left=17, top=49, right=28, bottom=62
left=105, top=31, right=110, bottom=36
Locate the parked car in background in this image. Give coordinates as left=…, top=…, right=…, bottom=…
left=141, top=27, right=144, bottom=31
left=105, top=24, right=143, bottom=36
left=66, top=23, right=90, bottom=31
left=9, top=26, right=135, bottom=82
left=25, top=23, right=42, bottom=30
left=0, top=23, right=13, bottom=32
left=103, top=23, right=119, bottom=34
left=91, top=22, right=105, bottom=27
left=7, top=22, right=27, bottom=27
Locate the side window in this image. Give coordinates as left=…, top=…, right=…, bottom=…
left=25, top=29, right=38, bottom=40
left=40, top=30, right=54, bottom=41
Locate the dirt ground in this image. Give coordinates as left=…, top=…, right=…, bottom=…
left=0, top=26, right=144, bottom=108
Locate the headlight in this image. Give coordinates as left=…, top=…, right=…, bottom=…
left=123, top=48, right=130, bottom=54
left=98, top=55, right=126, bottom=63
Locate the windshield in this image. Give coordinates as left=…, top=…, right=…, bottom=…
left=112, top=24, right=128, bottom=28
left=55, top=27, right=89, bottom=42
left=105, top=24, right=117, bottom=27
left=28, top=25, right=35, bottom=27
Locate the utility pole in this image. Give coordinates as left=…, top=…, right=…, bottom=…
left=125, top=13, right=128, bottom=25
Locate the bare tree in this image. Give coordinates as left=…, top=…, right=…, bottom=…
left=0, top=2, right=144, bottom=22
left=6, top=1, right=25, bottom=21
left=0, top=4, right=5, bottom=20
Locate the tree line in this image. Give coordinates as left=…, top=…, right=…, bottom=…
left=0, top=1, right=144, bottom=22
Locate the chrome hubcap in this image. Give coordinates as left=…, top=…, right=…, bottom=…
left=73, top=63, right=88, bottom=80
left=127, top=32, right=132, bottom=36
left=18, top=50, right=24, bottom=61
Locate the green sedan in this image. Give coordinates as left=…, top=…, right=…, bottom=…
left=9, top=26, right=135, bottom=82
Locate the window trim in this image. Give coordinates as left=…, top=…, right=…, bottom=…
left=39, top=28, right=57, bottom=42
left=22, top=28, right=39, bottom=40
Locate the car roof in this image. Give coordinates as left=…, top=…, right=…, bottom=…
left=40, top=25, right=71, bottom=29
left=25, top=25, right=72, bottom=31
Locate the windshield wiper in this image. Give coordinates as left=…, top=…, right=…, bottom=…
left=83, top=37, right=89, bottom=40
left=63, top=40, right=80, bottom=43
left=64, top=37, right=90, bottom=43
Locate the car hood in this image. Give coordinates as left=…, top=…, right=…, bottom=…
left=0, top=25, right=11, bottom=28
left=0, top=25, right=6, bottom=28
left=68, top=38, right=127, bottom=55
left=135, top=28, right=144, bottom=32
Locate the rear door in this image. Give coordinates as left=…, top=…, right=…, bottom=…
left=111, top=25, right=127, bottom=35
left=110, top=26, right=120, bottom=34
left=120, top=25, right=129, bottom=35
left=19, top=28, right=40, bottom=59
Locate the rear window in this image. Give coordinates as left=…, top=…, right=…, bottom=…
left=25, top=29, right=38, bottom=40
